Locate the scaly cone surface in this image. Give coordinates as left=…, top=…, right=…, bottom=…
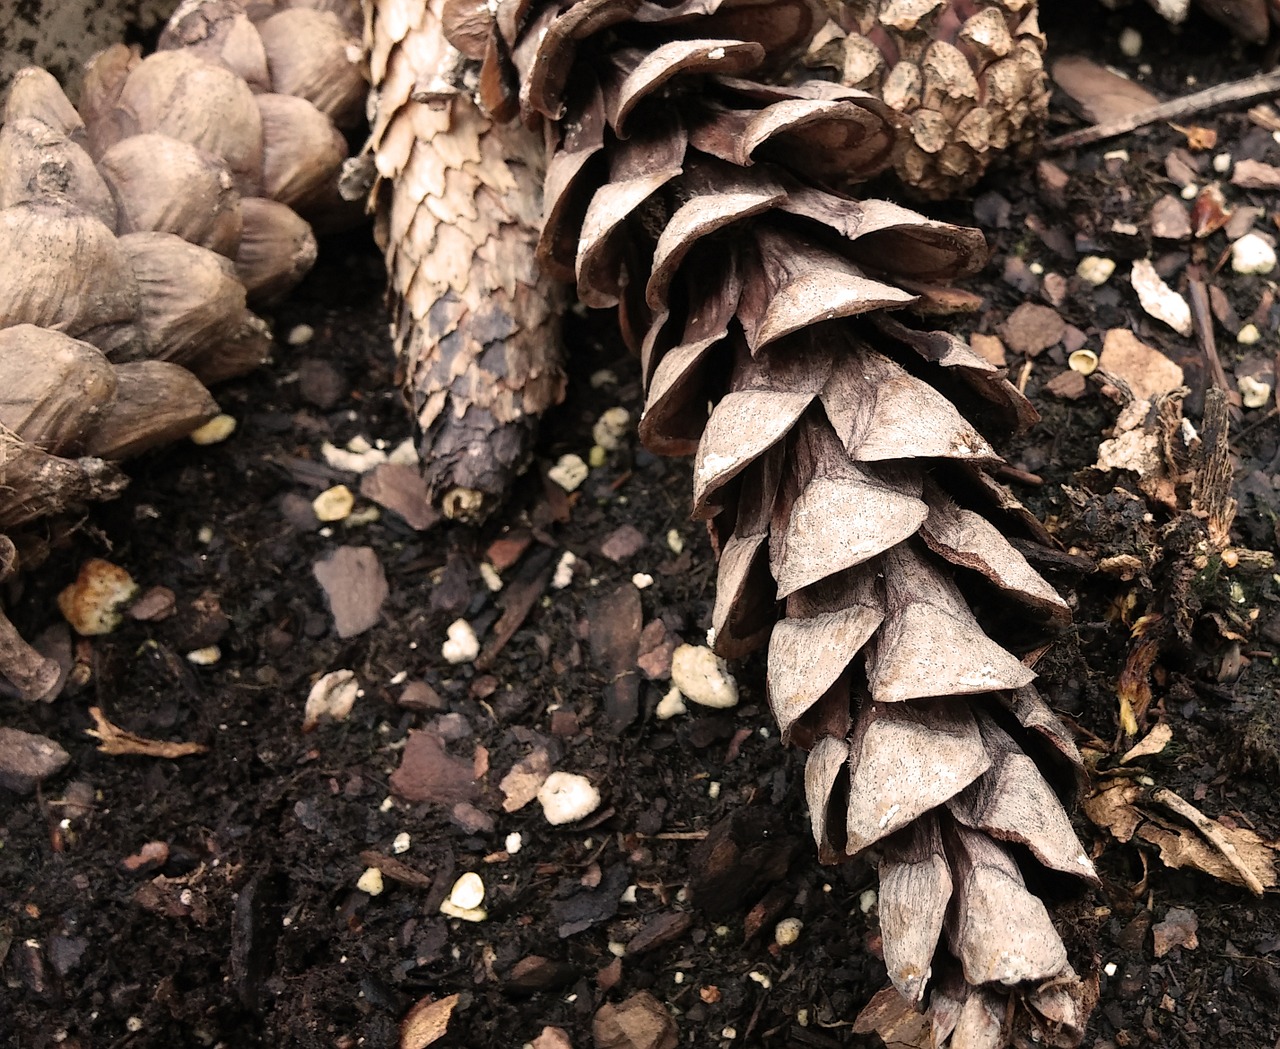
left=444, top=0, right=1097, bottom=1043
left=804, top=0, right=1049, bottom=199
left=365, top=0, right=568, bottom=522
left=0, top=0, right=364, bottom=699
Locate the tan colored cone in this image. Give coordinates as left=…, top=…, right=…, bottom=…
left=446, top=0, right=1095, bottom=1041
left=365, top=0, right=567, bottom=521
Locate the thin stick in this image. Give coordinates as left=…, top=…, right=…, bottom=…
left=1046, top=69, right=1280, bottom=151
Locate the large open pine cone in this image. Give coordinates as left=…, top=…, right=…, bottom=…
left=0, top=0, right=363, bottom=699
left=805, top=0, right=1049, bottom=198
left=439, top=0, right=1097, bottom=1043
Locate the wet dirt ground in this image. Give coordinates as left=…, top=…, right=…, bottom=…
left=2, top=7, right=1279, bottom=1048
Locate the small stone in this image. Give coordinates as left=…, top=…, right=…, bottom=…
left=0, top=728, right=70, bottom=793
left=312, top=485, right=354, bottom=522
left=128, top=586, right=176, bottom=622
left=1118, top=27, right=1141, bottom=57
left=1130, top=259, right=1192, bottom=336
left=969, top=332, right=1007, bottom=367
left=1076, top=256, right=1116, bottom=286
left=58, top=559, right=139, bottom=636
left=551, top=551, right=577, bottom=590
left=655, top=687, right=687, bottom=720
left=588, top=444, right=608, bottom=468
left=356, top=867, right=384, bottom=896
left=297, top=358, right=347, bottom=409
left=448, top=872, right=486, bottom=910
left=774, top=918, right=803, bottom=947
left=1231, top=232, right=1277, bottom=275
left=1150, top=195, right=1192, bottom=240
left=1044, top=370, right=1088, bottom=400
left=1238, top=374, right=1272, bottom=409
left=505, top=832, right=523, bottom=854
left=185, top=645, right=221, bottom=666
left=189, top=414, right=236, bottom=445
left=999, top=303, right=1065, bottom=357
left=287, top=324, right=314, bottom=346
left=665, top=529, right=684, bottom=555
left=1068, top=348, right=1099, bottom=375
left=592, top=407, right=631, bottom=450
left=303, top=669, right=360, bottom=731
left=1213, top=153, right=1232, bottom=174
left=441, top=619, right=479, bottom=664
left=1237, top=323, right=1261, bottom=345
left=537, top=771, right=601, bottom=825
left=670, top=645, right=739, bottom=709
left=321, top=440, right=386, bottom=473
left=393, top=832, right=411, bottom=854
left=632, top=573, right=654, bottom=590
left=601, top=524, right=648, bottom=562
left=548, top=454, right=588, bottom=492
left=1100, top=329, right=1185, bottom=401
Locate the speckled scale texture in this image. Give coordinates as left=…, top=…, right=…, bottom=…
left=806, top=0, right=1049, bottom=198
left=365, top=0, right=567, bottom=522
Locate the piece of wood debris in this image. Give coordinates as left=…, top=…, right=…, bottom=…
left=86, top=706, right=207, bottom=758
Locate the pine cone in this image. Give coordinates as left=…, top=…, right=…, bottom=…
left=804, top=0, right=1049, bottom=199
left=447, top=0, right=1096, bottom=1042
left=365, top=0, right=567, bottom=522
left=0, top=0, right=364, bottom=698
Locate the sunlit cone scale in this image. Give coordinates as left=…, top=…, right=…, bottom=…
left=0, top=0, right=363, bottom=698
left=365, top=0, right=568, bottom=522
left=443, top=0, right=1096, bottom=1042
left=805, top=0, right=1049, bottom=198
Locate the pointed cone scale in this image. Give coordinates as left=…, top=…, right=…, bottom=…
left=878, top=815, right=953, bottom=1006
left=805, top=734, right=849, bottom=861
left=844, top=700, right=990, bottom=855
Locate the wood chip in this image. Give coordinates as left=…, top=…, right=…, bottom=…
left=1231, top=158, right=1280, bottom=190
left=389, top=730, right=477, bottom=806
left=400, top=993, right=459, bottom=1049
left=593, top=990, right=678, bottom=1049
left=312, top=545, right=389, bottom=638
left=360, top=463, right=441, bottom=530
left=0, top=726, right=70, bottom=792
left=999, top=303, right=1065, bottom=357
left=1100, top=329, right=1186, bottom=401
left=86, top=706, right=207, bottom=758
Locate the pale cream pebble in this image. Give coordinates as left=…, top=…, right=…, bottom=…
left=190, top=414, right=236, bottom=445
left=666, top=529, right=684, bottom=555
left=537, top=771, right=601, bottom=825
left=58, top=559, right=139, bottom=635
left=286, top=324, right=314, bottom=345
left=441, top=619, right=479, bottom=664
left=392, top=832, right=411, bottom=854
left=1118, top=27, right=1141, bottom=57
left=186, top=646, right=221, bottom=666
left=505, top=832, right=523, bottom=854
left=547, top=453, right=589, bottom=492
left=356, top=867, right=384, bottom=895
left=1238, top=374, right=1272, bottom=409
left=588, top=445, right=607, bottom=468
left=774, top=917, right=803, bottom=946
left=1076, top=256, right=1115, bottom=286
left=670, top=644, right=739, bottom=709
left=321, top=440, right=387, bottom=473
left=312, top=485, right=355, bottom=522
left=631, top=573, right=654, bottom=589
left=479, top=563, right=503, bottom=592
left=448, top=872, right=485, bottom=910
left=1237, top=323, right=1261, bottom=345
left=591, top=407, right=631, bottom=451
left=655, top=687, right=687, bottom=720
left=551, top=551, right=577, bottom=590
left=302, top=669, right=360, bottom=731
left=1232, top=233, right=1277, bottom=275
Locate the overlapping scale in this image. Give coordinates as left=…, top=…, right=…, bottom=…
left=442, top=0, right=1095, bottom=1041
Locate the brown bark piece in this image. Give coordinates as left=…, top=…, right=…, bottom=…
left=312, top=545, right=389, bottom=638
left=0, top=726, right=70, bottom=792
left=593, top=991, right=678, bottom=1049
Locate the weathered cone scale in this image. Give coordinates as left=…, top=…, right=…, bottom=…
left=0, top=0, right=363, bottom=699
left=804, top=0, right=1050, bottom=199
left=441, top=0, right=1095, bottom=1042
left=366, top=0, right=568, bottom=522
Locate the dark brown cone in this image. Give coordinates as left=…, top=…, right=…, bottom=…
left=449, top=0, right=1094, bottom=1042
left=804, top=0, right=1049, bottom=198
left=366, top=0, right=567, bottom=522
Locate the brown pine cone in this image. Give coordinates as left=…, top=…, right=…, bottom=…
left=0, top=0, right=364, bottom=698
left=365, top=0, right=568, bottom=522
left=447, top=0, right=1096, bottom=1043
left=804, top=0, right=1049, bottom=199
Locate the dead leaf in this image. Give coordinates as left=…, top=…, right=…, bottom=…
left=851, top=985, right=932, bottom=1048
left=1121, top=722, right=1173, bottom=764
left=400, top=993, right=459, bottom=1049
left=302, top=669, right=360, bottom=732
left=1051, top=56, right=1160, bottom=124
left=1231, top=158, right=1280, bottom=191
left=999, top=303, right=1065, bottom=357
left=1100, top=330, right=1185, bottom=402
left=86, top=707, right=207, bottom=758
left=1170, top=123, right=1217, bottom=151
left=499, top=746, right=552, bottom=812
left=361, top=463, right=441, bottom=531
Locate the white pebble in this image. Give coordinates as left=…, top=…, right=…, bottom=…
left=666, top=529, right=684, bottom=555
left=1130, top=258, right=1192, bottom=336
left=505, top=832, right=523, bottom=855
left=448, top=872, right=485, bottom=910
left=620, top=884, right=638, bottom=904
left=670, top=645, right=739, bottom=709
left=1232, top=233, right=1277, bottom=275
left=608, top=941, right=627, bottom=957
left=1237, top=323, right=1261, bottom=345
left=1076, top=256, right=1116, bottom=286
left=748, top=971, right=772, bottom=990
left=479, top=563, right=503, bottom=592
left=441, top=619, right=479, bottom=664
left=1239, top=374, right=1272, bottom=409
left=655, top=687, right=687, bottom=720
left=1213, top=153, right=1232, bottom=174
left=774, top=918, right=803, bottom=947
left=1104, top=961, right=1118, bottom=977
left=312, top=484, right=354, bottom=522
left=537, top=771, right=601, bottom=825
left=548, top=453, right=589, bottom=492
left=1068, top=349, right=1099, bottom=375
left=287, top=324, right=315, bottom=345
left=356, top=867, right=384, bottom=896
left=551, top=550, right=577, bottom=590
left=190, top=414, right=237, bottom=446
left=859, top=888, right=878, bottom=914
left=631, top=573, right=654, bottom=589
left=1118, top=27, right=1141, bottom=57
left=1180, top=183, right=1199, bottom=200
left=392, top=832, right=411, bottom=854
left=186, top=646, right=221, bottom=666
left=388, top=439, right=419, bottom=466
left=592, top=407, right=631, bottom=451
left=707, top=781, right=721, bottom=799
left=303, top=669, right=359, bottom=731
left=321, top=441, right=386, bottom=474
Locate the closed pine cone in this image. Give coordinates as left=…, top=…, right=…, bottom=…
left=806, top=0, right=1049, bottom=198
left=427, top=0, right=1099, bottom=1044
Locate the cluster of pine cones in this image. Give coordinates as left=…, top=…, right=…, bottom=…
left=0, top=0, right=1271, bottom=1044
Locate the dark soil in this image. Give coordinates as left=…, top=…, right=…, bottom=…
left=3, top=8, right=1279, bottom=1049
